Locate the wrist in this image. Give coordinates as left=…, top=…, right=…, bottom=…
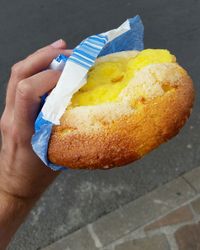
left=0, top=149, right=55, bottom=200
left=0, top=190, right=34, bottom=223
left=0, top=190, right=35, bottom=249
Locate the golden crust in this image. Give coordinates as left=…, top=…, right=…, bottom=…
left=48, top=53, right=195, bottom=169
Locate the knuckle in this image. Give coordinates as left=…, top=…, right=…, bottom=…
left=0, top=119, right=8, bottom=133
left=11, top=61, right=25, bottom=77
left=0, top=117, right=9, bottom=134
left=17, top=80, right=32, bottom=100
left=1, top=118, right=23, bottom=143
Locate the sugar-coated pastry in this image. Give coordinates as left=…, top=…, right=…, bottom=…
left=48, top=49, right=195, bottom=169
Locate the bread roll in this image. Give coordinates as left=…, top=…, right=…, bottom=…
left=48, top=49, right=195, bottom=169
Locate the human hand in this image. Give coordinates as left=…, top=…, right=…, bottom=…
left=0, top=39, right=71, bottom=249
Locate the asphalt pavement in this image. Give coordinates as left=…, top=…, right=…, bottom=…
left=0, top=0, right=199, bottom=249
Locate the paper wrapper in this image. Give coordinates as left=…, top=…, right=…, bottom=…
left=31, top=15, right=144, bottom=170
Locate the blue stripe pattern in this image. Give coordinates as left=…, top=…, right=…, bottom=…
left=68, top=34, right=108, bottom=69
left=55, top=54, right=68, bottom=63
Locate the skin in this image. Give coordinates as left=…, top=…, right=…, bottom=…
left=0, top=39, right=72, bottom=249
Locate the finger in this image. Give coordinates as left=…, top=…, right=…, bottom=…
left=6, top=46, right=72, bottom=109
left=12, top=39, right=68, bottom=79
left=6, top=39, right=68, bottom=109
left=11, top=47, right=71, bottom=78
left=31, top=39, right=68, bottom=56
left=14, top=70, right=61, bottom=142
left=46, top=39, right=67, bottom=50
left=51, top=39, right=67, bottom=49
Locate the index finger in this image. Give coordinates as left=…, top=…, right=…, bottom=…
left=6, top=45, right=72, bottom=109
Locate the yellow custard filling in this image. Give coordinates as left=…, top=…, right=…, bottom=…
left=70, top=49, right=176, bottom=107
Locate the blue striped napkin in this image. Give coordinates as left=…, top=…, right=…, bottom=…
left=32, top=15, right=144, bottom=170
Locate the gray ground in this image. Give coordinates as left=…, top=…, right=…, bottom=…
left=0, top=0, right=199, bottom=249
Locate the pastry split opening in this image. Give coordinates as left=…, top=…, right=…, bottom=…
left=70, top=49, right=176, bottom=108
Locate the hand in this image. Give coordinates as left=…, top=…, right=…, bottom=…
left=0, top=39, right=72, bottom=249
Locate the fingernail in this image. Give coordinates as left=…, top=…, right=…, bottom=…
left=51, top=39, right=64, bottom=48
